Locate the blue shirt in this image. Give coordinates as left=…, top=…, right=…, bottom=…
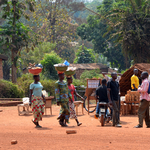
left=30, top=82, right=43, bottom=97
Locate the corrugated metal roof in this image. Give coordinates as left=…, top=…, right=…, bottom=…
left=69, top=63, right=108, bottom=70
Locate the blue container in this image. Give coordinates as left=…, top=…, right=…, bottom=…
left=63, top=60, right=70, bottom=66
left=35, top=63, right=43, bottom=68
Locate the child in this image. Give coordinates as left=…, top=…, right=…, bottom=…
left=67, top=76, right=85, bottom=126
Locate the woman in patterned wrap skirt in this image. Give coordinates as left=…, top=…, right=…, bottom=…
left=29, top=75, right=46, bottom=128
left=55, top=73, right=72, bottom=127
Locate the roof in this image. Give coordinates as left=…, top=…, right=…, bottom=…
left=69, top=63, right=108, bottom=70
left=0, top=54, right=8, bottom=60
left=108, top=68, right=117, bottom=73
left=120, top=63, right=150, bottom=96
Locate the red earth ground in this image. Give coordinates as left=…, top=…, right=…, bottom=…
left=0, top=105, right=150, bottom=150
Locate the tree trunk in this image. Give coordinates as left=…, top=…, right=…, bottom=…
left=11, top=50, right=17, bottom=83
left=11, top=1, right=17, bottom=83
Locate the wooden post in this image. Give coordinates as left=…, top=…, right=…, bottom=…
left=87, top=96, right=89, bottom=115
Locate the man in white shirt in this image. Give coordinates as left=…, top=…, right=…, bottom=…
left=102, top=72, right=122, bottom=83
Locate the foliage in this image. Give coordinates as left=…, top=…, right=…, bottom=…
left=17, top=73, right=87, bottom=97
left=73, top=0, right=103, bottom=25
left=74, top=45, right=95, bottom=63
left=106, top=0, right=150, bottom=64
left=80, top=69, right=104, bottom=80
left=95, top=54, right=110, bottom=66
left=76, top=0, right=131, bottom=71
left=0, top=79, right=24, bottom=98
left=0, top=0, right=35, bottom=83
left=41, top=51, right=62, bottom=80
left=17, top=74, right=56, bottom=97
left=19, top=42, right=56, bottom=68
left=57, top=42, right=76, bottom=63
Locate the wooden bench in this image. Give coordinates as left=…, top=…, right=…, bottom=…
left=74, top=101, right=84, bottom=116
left=45, top=96, right=54, bottom=115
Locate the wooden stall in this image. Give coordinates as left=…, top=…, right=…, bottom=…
left=85, top=78, right=101, bottom=114
left=121, top=90, right=140, bottom=115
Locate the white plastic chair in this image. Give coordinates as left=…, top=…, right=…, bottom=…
left=17, top=97, right=32, bottom=116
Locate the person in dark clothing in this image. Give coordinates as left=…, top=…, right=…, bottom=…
left=95, top=79, right=110, bottom=118
left=96, top=79, right=108, bottom=103
left=107, top=72, right=122, bottom=127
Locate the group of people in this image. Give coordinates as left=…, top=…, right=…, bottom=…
left=29, top=73, right=84, bottom=128
left=95, top=72, right=121, bottom=127
left=55, top=73, right=84, bottom=127
left=28, top=68, right=150, bottom=129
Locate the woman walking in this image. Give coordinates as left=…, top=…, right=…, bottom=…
left=55, top=73, right=72, bottom=127
left=29, top=75, right=46, bottom=128
left=67, top=76, right=84, bottom=126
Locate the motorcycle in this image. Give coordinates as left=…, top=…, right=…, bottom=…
left=99, top=102, right=112, bottom=126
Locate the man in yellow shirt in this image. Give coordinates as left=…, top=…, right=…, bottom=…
left=131, top=69, right=139, bottom=91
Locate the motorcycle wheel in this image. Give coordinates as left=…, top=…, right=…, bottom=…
left=100, top=114, right=105, bottom=126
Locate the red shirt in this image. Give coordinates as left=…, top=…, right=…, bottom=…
left=68, top=84, right=75, bottom=102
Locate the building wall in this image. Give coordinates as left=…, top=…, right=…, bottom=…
left=0, top=59, right=3, bottom=79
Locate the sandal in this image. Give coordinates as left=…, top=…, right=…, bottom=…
left=77, top=123, right=82, bottom=126
left=36, top=125, right=42, bottom=128
left=32, top=120, right=37, bottom=126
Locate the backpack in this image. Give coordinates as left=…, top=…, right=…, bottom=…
left=148, top=82, right=150, bottom=94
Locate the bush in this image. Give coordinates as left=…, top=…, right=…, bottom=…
left=41, top=51, right=62, bottom=80
left=80, top=69, right=103, bottom=80
left=74, top=46, right=95, bottom=64
left=17, top=74, right=57, bottom=97
left=72, top=78, right=86, bottom=87
left=17, top=74, right=89, bottom=98
left=0, top=80, right=24, bottom=98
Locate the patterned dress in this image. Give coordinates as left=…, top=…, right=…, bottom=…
left=68, top=84, right=77, bottom=119
left=55, top=80, right=72, bottom=123
left=30, top=82, right=44, bottom=122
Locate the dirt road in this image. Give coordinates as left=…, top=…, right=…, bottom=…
left=0, top=106, right=150, bottom=150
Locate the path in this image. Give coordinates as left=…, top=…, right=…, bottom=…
left=0, top=106, right=150, bottom=150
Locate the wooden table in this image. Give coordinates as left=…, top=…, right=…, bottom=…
left=45, top=96, right=54, bottom=115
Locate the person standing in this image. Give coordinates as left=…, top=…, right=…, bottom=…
left=67, top=77, right=84, bottom=126
left=55, top=73, right=71, bottom=127
left=107, top=72, right=122, bottom=127
left=29, top=75, right=46, bottom=128
left=134, top=72, right=150, bottom=128
left=131, top=69, right=139, bottom=91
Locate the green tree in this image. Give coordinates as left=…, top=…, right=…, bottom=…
left=106, top=0, right=150, bottom=63
left=74, top=45, right=95, bottom=63
left=0, top=0, right=35, bottom=83
left=19, top=42, right=56, bottom=68
left=77, top=0, right=131, bottom=71
left=41, top=51, right=62, bottom=79
left=95, top=54, right=110, bottom=67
